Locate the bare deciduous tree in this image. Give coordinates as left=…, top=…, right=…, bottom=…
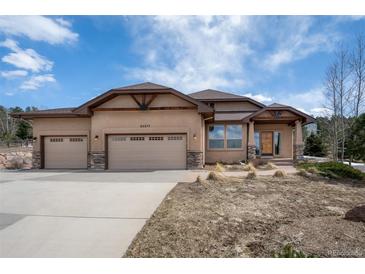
left=349, top=34, right=365, bottom=117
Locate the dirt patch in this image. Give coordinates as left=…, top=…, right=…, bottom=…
left=124, top=175, right=365, bottom=258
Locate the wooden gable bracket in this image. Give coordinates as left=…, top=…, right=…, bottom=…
left=130, top=94, right=158, bottom=110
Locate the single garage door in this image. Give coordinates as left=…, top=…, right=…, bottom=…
left=108, top=134, right=186, bottom=170
left=44, top=136, right=87, bottom=169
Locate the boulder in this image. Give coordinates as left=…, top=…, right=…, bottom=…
left=345, top=205, right=365, bottom=222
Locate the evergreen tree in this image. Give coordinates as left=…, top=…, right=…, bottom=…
left=304, top=133, right=326, bottom=157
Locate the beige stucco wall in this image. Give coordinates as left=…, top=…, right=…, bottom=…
left=205, top=123, right=248, bottom=164
left=254, top=123, right=293, bottom=158
left=90, top=109, right=203, bottom=152
left=32, top=118, right=91, bottom=151
left=213, top=101, right=261, bottom=111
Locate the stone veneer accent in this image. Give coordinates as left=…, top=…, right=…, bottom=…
left=293, top=144, right=304, bottom=163
left=247, top=145, right=256, bottom=161
left=88, top=151, right=105, bottom=170
left=32, top=150, right=41, bottom=169
left=187, top=151, right=203, bottom=169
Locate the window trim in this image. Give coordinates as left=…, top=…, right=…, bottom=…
left=207, top=123, right=243, bottom=151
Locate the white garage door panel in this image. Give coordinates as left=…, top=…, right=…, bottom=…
left=44, top=136, right=87, bottom=169
left=108, top=134, right=186, bottom=170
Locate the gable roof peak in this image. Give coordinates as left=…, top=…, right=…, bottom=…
left=189, top=89, right=245, bottom=100
left=114, top=82, right=171, bottom=90
left=268, top=103, right=289, bottom=108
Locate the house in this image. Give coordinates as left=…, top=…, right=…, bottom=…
left=13, top=82, right=315, bottom=170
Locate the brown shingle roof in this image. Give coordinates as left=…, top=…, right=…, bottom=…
left=189, top=89, right=244, bottom=100
left=10, top=107, right=86, bottom=118
left=268, top=103, right=289, bottom=108
left=114, top=82, right=171, bottom=90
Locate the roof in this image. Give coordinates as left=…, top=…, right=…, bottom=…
left=73, top=82, right=213, bottom=114
left=10, top=108, right=87, bottom=118
left=12, top=82, right=213, bottom=119
left=189, top=89, right=266, bottom=108
left=268, top=103, right=289, bottom=108
left=113, top=82, right=171, bottom=90
left=242, top=104, right=315, bottom=125
left=189, top=89, right=244, bottom=100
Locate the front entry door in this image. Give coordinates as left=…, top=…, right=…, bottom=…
left=261, top=131, right=273, bottom=155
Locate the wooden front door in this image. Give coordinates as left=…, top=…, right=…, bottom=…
left=261, top=131, right=273, bottom=155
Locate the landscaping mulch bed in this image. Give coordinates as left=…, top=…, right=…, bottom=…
left=124, top=174, right=365, bottom=258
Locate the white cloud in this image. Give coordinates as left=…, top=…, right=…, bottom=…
left=263, top=17, right=340, bottom=71
left=20, top=74, right=56, bottom=90
left=0, top=70, right=28, bottom=78
left=125, top=16, right=254, bottom=91
left=276, top=87, right=326, bottom=115
left=0, top=16, right=78, bottom=45
left=242, top=93, right=272, bottom=103
left=124, top=16, right=342, bottom=92
left=1, top=39, right=53, bottom=72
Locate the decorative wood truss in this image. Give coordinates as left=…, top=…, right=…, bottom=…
left=92, top=93, right=196, bottom=112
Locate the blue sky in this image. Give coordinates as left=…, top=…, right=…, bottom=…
left=0, top=16, right=364, bottom=114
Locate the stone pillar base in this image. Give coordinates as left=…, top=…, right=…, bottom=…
left=88, top=151, right=105, bottom=170
left=187, top=151, right=203, bottom=169
left=293, top=144, right=304, bottom=163
left=32, top=151, right=41, bottom=169
left=248, top=145, right=256, bottom=160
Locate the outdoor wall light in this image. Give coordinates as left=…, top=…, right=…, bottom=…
left=32, top=136, right=37, bottom=141
left=94, top=135, right=99, bottom=141
left=193, top=134, right=197, bottom=140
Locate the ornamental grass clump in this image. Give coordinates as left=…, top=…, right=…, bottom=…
left=273, top=169, right=287, bottom=178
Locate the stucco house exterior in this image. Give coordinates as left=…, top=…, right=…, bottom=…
left=13, top=82, right=315, bottom=170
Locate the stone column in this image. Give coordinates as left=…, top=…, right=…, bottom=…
left=247, top=121, right=256, bottom=160
left=293, top=120, right=304, bottom=162
left=88, top=151, right=105, bottom=170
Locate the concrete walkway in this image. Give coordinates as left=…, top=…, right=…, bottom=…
left=0, top=170, right=203, bottom=258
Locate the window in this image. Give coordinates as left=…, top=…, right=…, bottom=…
left=226, top=125, right=242, bottom=148
left=208, top=125, right=224, bottom=149
left=274, top=132, right=281, bottom=155
left=254, top=132, right=260, bottom=155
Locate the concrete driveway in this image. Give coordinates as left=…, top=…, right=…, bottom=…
left=0, top=170, right=203, bottom=257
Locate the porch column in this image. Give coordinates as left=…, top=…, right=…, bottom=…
left=247, top=121, right=256, bottom=160
left=293, top=120, right=304, bottom=162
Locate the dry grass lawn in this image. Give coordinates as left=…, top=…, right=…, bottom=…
left=124, top=174, right=365, bottom=258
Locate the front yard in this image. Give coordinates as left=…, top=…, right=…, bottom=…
left=124, top=172, right=365, bottom=258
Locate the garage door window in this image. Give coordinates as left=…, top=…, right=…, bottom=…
left=130, top=137, right=144, bottom=141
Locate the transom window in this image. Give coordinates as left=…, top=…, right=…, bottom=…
left=208, top=124, right=243, bottom=150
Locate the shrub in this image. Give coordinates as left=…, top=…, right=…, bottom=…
left=298, top=162, right=365, bottom=180
left=272, top=244, right=317, bottom=258
left=207, top=171, right=225, bottom=182
left=215, top=162, right=225, bottom=172
left=195, top=175, right=203, bottom=184
left=307, top=166, right=319, bottom=174
left=296, top=169, right=308, bottom=177
left=242, top=162, right=256, bottom=172
left=273, top=169, right=286, bottom=178
left=267, top=162, right=278, bottom=170
left=246, top=170, right=257, bottom=179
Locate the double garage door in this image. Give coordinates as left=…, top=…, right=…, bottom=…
left=43, top=134, right=186, bottom=170
left=108, top=134, right=186, bottom=170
